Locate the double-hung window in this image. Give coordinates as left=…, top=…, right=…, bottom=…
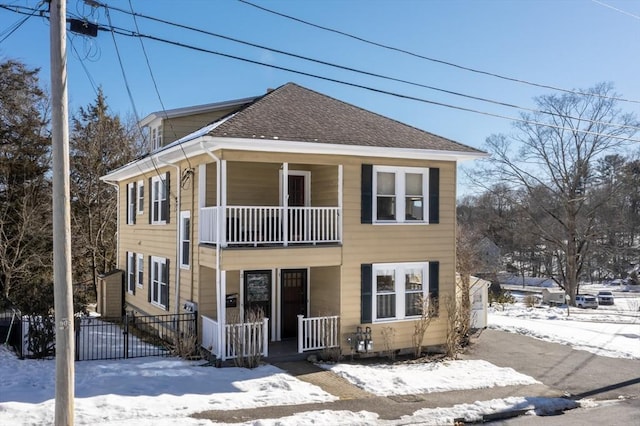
left=137, top=180, right=144, bottom=215
left=180, top=211, right=190, bottom=269
left=126, top=182, right=136, bottom=225
left=373, top=166, right=428, bottom=223
left=150, top=256, right=169, bottom=309
left=126, top=252, right=136, bottom=294
left=373, top=262, right=428, bottom=321
left=151, top=173, right=169, bottom=224
left=136, top=253, right=144, bottom=288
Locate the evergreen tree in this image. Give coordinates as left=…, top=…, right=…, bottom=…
left=70, top=89, right=143, bottom=295
left=0, top=60, right=52, bottom=308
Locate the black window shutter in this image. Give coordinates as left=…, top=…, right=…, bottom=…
left=361, top=164, right=373, bottom=224
left=163, top=259, right=170, bottom=311
left=164, top=172, right=171, bottom=224
left=361, top=264, right=372, bottom=323
left=125, top=184, right=130, bottom=224
left=429, top=261, right=440, bottom=316
left=148, top=177, right=153, bottom=224
left=132, top=182, right=136, bottom=225
left=148, top=257, right=152, bottom=303
left=429, top=168, right=440, bottom=224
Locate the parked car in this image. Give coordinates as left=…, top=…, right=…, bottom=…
left=575, top=294, right=598, bottom=309
left=597, top=291, right=614, bottom=305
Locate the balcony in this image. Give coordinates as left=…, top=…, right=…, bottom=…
left=200, top=205, right=341, bottom=247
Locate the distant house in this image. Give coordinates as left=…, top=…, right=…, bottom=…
left=541, top=289, right=565, bottom=306
left=100, top=82, right=486, bottom=360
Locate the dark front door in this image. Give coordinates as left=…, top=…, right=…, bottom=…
left=288, top=175, right=306, bottom=207
left=244, top=270, right=271, bottom=320
left=280, top=269, right=307, bottom=339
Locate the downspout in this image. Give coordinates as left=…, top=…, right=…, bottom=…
left=200, top=140, right=225, bottom=360
left=157, top=158, right=181, bottom=315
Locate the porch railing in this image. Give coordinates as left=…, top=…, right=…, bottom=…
left=297, top=315, right=340, bottom=353
left=199, top=206, right=341, bottom=246
left=201, top=315, right=269, bottom=361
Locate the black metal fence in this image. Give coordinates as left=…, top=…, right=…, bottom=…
left=75, top=312, right=197, bottom=361
left=0, top=309, right=23, bottom=358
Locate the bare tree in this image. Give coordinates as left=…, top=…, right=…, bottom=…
left=480, top=83, right=638, bottom=304
left=70, top=89, right=144, bottom=294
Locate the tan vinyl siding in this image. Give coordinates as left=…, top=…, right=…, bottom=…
left=226, top=162, right=280, bottom=206
left=309, top=266, right=340, bottom=317
left=224, top=270, right=241, bottom=322
left=310, top=165, right=339, bottom=207
left=220, top=246, right=342, bottom=271
left=161, top=108, right=239, bottom=144
left=205, top=162, right=217, bottom=206
left=198, top=266, right=217, bottom=318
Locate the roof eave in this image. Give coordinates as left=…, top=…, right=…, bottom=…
left=100, top=136, right=488, bottom=182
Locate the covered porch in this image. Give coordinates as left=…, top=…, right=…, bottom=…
left=198, top=265, right=341, bottom=361
left=198, top=159, right=343, bottom=247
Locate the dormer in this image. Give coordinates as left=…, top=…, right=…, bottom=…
left=139, top=96, right=258, bottom=152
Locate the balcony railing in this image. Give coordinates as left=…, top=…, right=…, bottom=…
left=199, top=206, right=341, bottom=246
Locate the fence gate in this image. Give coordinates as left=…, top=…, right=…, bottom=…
left=75, top=312, right=196, bottom=361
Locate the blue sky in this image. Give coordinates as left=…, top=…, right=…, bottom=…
left=1, top=0, right=639, bottom=191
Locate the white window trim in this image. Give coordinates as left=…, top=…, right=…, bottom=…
left=137, top=180, right=144, bottom=215
left=151, top=173, right=167, bottom=225
left=126, top=252, right=135, bottom=294
left=372, top=166, right=429, bottom=224
left=372, top=262, right=429, bottom=322
left=179, top=211, right=191, bottom=269
left=150, top=256, right=168, bottom=309
left=126, top=182, right=136, bottom=225
left=136, top=253, right=144, bottom=288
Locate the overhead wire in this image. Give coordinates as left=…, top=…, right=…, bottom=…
left=1, top=2, right=639, bottom=143
left=85, top=0, right=640, bottom=133
left=0, top=2, right=42, bottom=43
left=238, top=0, right=640, bottom=105
left=102, top=5, right=174, bottom=197
left=103, top=24, right=640, bottom=144
left=124, top=0, right=194, bottom=176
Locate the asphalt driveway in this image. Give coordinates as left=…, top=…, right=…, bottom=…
left=461, top=329, right=640, bottom=401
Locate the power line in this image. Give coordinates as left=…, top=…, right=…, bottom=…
left=238, top=0, right=640, bottom=106
left=0, top=3, right=42, bottom=43
left=2, top=2, right=639, bottom=143
left=103, top=24, right=640, bottom=143
left=125, top=0, right=193, bottom=172
left=89, top=0, right=633, bottom=128
left=90, top=1, right=640, bottom=132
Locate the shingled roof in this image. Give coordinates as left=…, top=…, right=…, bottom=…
left=208, top=83, right=483, bottom=153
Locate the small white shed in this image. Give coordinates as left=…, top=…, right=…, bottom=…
left=469, top=276, right=490, bottom=329
left=542, top=288, right=565, bottom=306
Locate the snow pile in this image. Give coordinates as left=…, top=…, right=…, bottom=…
left=322, top=359, right=539, bottom=396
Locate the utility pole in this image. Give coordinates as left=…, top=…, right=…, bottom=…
left=50, top=0, right=75, bottom=424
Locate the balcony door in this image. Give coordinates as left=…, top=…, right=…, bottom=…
left=280, top=269, right=308, bottom=339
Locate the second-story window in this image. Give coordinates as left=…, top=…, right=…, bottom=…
left=126, top=182, right=136, bottom=225
left=150, top=173, right=169, bottom=224
left=150, top=125, right=163, bottom=151
left=373, top=166, right=428, bottom=223
left=137, top=180, right=144, bottom=215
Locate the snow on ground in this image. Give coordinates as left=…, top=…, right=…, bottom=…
left=3, top=291, right=636, bottom=425
left=321, top=359, right=539, bottom=396
left=488, top=300, right=640, bottom=360
left=0, top=345, right=569, bottom=426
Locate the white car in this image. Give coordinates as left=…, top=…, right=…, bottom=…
left=575, top=294, right=598, bottom=309
left=597, top=291, right=614, bottom=305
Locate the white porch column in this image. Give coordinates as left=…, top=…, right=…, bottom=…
left=219, top=269, right=227, bottom=360
left=219, top=160, right=227, bottom=248
left=282, top=162, right=289, bottom=247
left=338, top=164, right=343, bottom=244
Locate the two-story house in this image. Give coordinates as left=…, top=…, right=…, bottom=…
left=100, top=83, right=486, bottom=361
